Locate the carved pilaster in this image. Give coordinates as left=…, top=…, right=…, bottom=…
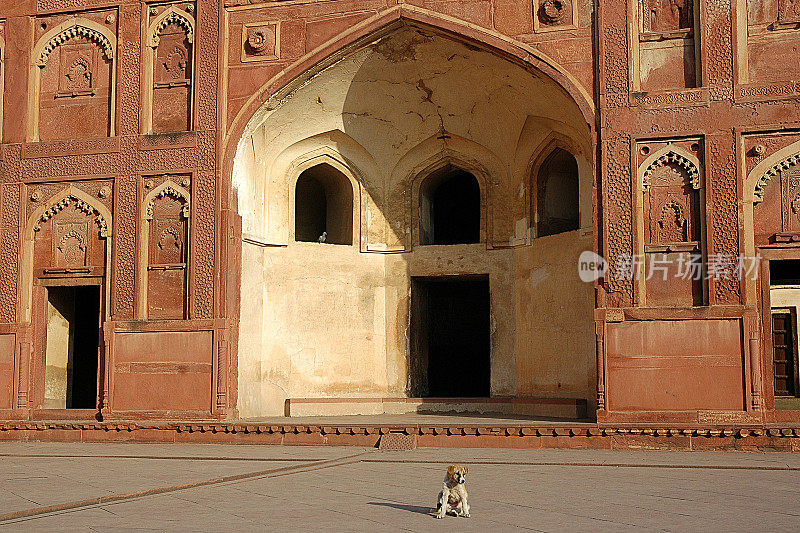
left=17, top=341, right=29, bottom=409
left=216, top=331, right=227, bottom=411
left=745, top=311, right=763, bottom=411
left=595, top=319, right=606, bottom=410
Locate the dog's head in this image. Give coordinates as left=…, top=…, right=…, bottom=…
left=446, top=464, right=468, bottom=484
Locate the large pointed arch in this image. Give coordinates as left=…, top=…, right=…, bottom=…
left=223, top=5, right=595, bottom=176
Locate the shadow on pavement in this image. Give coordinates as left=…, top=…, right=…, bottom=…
left=367, top=501, right=435, bottom=516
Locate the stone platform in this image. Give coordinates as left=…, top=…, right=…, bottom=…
left=1, top=413, right=799, bottom=451
left=284, top=397, right=588, bottom=419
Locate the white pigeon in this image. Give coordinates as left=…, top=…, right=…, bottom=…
left=318, top=231, right=327, bottom=243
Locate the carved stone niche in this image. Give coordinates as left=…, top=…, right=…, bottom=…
left=641, top=0, right=694, bottom=37
left=147, top=4, right=195, bottom=134
left=34, top=10, right=117, bottom=141
left=779, top=0, right=800, bottom=24
left=636, top=0, right=698, bottom=91
left=241, top=22, right=279, bottom=62
left=533, top=0, right=577, bottom=32
left=637, top=140, right=705, bottom=307
left=141, top=176, right=191, bottom=320
left=31, top=184, right=112, bottom=279
left=756, top=167, right=800, bottom=243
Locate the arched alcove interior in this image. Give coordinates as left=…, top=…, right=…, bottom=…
left=419, top=165, right=480, bottom=245
left=536, top=148, right=579, bottom=238
left=232, top=24, right=595, bottom=418
left=294, top=163, right=353, bottom=245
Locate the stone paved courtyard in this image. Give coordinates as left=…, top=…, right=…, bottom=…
left=0, top=443, right=798, bottom=531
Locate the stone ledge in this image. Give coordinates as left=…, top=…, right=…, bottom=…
left=284, top=397, right=589, bottom=419
left=0, top=420, right=797, bottom=451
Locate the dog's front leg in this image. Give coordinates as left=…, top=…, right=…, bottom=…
left=460, top=495, right=470, bottom=518
left=436, top=489, right=449, bottom=519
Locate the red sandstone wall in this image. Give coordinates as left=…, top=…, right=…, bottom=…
left=597, top=0, right=800, bottom=423
left=0, top=0, right=233, bottom=420
left=0, top=0, right=798, bottom=424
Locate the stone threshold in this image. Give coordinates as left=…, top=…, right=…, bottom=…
left=284, top=396, right=588, bottom=419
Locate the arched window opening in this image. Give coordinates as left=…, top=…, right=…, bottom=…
left=419, top=166, right=481, bottom=245
left=294, top=164, right=353, bottom=245
left=536, top=148, right=579, bottom=238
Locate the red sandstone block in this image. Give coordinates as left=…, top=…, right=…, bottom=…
left=118, top=429, right=176, bottom=443
left=0, top=430, right=31, bottom=441
left=80, top=430, right=142, bottom=443
left=227, top=431, right=284, bottom=445
left=492, top=0, right=533, bottom=35
left=172, top=431, right=221, bottom=444
left=611, top=435, right=692, bottom=451
left=29, top=429, right=82, bottom=442
left=734, top=436, right=794, bottom=452
left=322, top=433, right=380, bottom=447
left=305, top=13, right=374, bottom=52
left=417, top=434, right=543, bottom=449
left=282, top=432, right=329, bottom=445
left=541, top=435, right=612, bottom=450
left=281, top=19, right=306, bottom=59
left=689, top=436, right=736, bottom=451
left=228, top=64, right=285, bottom=100
left=414, top=0, right=493, bottom=29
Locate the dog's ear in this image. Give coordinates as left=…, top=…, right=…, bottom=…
left=446, top=465, right=456, bottom=476
left=464, top=466, right=469, bottom=475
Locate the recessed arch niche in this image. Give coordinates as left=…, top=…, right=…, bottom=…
left=232, top=23, right=595, bottom=418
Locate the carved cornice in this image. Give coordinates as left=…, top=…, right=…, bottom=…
left=36, top=22, right=114, bottom=67
left=754, top=152, right=800, bottom=203
left=148, top=7, right=195, bottom=48
left=145, top=180, right=191, bottom=220
left=34, top=195, right=109, bottom=237
left=0, top=421, right=796, bottom=442
left=641, top=147, right=701, bottom=191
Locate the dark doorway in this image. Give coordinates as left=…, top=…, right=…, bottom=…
left=419, top=166, right=481, bottom=245
left=44, top=285, right=100, bottom=409
left=770, top=259, right=800, bottom=285
left=771, top=311, right=797, bottom=397
left=410, top=276, right=490, bottom=397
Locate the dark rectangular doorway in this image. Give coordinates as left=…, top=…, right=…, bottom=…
left=410, top=276, right=490, bottom=397
left=772, top=311, right=798, bottom=398
left=44, top=285, right=100, bottom=409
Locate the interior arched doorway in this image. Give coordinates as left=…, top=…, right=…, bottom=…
left=419, top=165, right=482, bottom=246
left=231, top=21, right=596, bottom=418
